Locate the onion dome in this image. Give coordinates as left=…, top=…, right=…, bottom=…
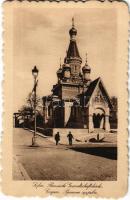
left=69, top=27, right=77, bottom=37
left=82, top=64, right=91, bottom=73
left=63, top=63, right=71, bottom=70
left=82, top=53, right=91, bottom=73
left=69, top=17, right=77, bottom=37
left=57, top=68, right=62, bottom=75
left=57, top=68, right=62, bottom=80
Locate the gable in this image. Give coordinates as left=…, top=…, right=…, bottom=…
left=98, top=81, right=113, bottom=109
left=91, top=84, right=109, bottom=107
left=84, top=77, right=113, bottom=109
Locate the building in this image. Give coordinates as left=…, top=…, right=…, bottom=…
left=42, top=19, right=115, bottom=132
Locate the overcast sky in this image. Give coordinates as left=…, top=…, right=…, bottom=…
left=12, top=5, right=118, bottom=112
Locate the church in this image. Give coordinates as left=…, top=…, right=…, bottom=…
left=42, top=19, right=114, bottom=132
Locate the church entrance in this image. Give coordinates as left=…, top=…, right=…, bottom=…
left=93, top=108, right=105, bottom=129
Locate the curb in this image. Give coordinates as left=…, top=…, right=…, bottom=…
left=14, top=157, right=31, bottom=180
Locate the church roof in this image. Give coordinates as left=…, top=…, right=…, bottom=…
left=65, top=18, right=82, bottom=63
left=85, top=78, right=100, bottom=100
left=67, top=40, right=81, bottom=58
left=84, top=77, right=113, bottom=108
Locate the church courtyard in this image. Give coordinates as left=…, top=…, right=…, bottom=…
left=13, top=128, right=117, bottom=181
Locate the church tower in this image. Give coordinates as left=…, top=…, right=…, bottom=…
left=53, top=18, right=83, bottom=100
left=64, top=17, right=82, bottom=83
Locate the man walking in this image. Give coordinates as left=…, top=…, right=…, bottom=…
left=67, top=131, right=74, bottom=146
left=55, top=132, right=60, bottom=145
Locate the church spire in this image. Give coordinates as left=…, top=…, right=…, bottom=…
left=72, top=17, right=74, bottom=28
left=69, top=18, right=77, bottom=40
left=63, top=19, right=82, bottom=81
left=65, top=18, right=82, bottom=64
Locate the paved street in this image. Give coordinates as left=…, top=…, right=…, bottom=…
left=13, top=128, right=117, bottom=181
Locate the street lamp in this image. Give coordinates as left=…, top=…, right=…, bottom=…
left=32, top=66, right=39, bottom=78
left=32, top=66, right=39, bottom=146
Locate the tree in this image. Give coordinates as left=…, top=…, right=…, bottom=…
left=110, top=96, right=118, bottom=129
left=26, top=92, right=41, bottom=111
left=19, top=92, right=43, bottom=128
left=111, top=96, right=118, bottom=111
left=19, top=105, right=33, bottom=116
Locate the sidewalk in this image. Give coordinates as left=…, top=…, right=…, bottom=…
left=13, top=157, right=31, bottom=180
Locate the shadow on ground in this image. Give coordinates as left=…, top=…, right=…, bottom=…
left=70, top=147, right=117, bottom=160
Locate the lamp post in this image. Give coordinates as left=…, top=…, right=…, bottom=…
left=32, top=66, right=39, bottom=146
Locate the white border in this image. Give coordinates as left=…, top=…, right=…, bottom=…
left=0, top=0, right=129, bottom=199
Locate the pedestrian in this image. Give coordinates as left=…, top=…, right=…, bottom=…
left=67, top=131, right=74, bottom=145
left=55, top=132, right=60, bottom=145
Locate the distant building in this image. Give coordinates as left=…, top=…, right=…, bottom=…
left=42, top=19, right=116, bottom=132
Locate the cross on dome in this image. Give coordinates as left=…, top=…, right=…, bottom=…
left=69, top=17, right=77, bottom=37
left=86, top=53, right=88, bottom=65
left=72, top=17, right=75, bottom=28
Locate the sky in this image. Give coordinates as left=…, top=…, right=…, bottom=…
left=12, top=5, right=118, bottom=112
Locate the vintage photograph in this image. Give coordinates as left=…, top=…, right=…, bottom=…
left=12, top=4, right=118, bottom=181
left=2, top=0, right=128, bottom=197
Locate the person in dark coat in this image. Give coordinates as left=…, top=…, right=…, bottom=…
left=67, top=131, right=74, bottom=145
left=55, top=132, right=60, bottom=145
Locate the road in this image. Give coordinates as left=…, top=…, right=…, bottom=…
left=13, top=128, right=117, bottom=181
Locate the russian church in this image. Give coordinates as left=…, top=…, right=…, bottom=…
left=42, top=19, right=114, bottom=132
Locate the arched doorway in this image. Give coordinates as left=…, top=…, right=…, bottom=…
left=93, top=108, right=105, bottom=129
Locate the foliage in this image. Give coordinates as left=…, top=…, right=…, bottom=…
left=27, top=92, right=41, bottom=110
